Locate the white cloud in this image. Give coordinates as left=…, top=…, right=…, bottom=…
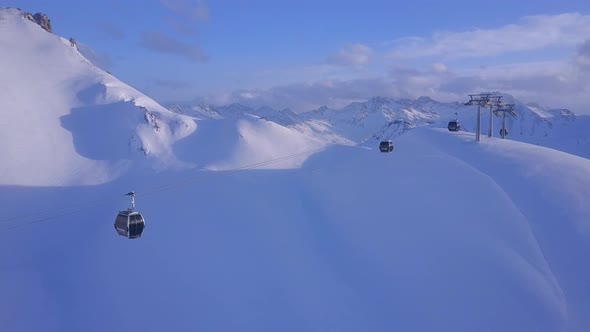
left=193, top=14, right=590, bottom=115
left=438, top=61, right=590, bottom=112
left=207, top=78, right=395, bottom=112
left=208, top=56, right=590, bottom=115
left=389, top=13, right=590, bottom=59
left=431, top=63, right=448, bottom=74
left=326, top=44, right=372, bottom=67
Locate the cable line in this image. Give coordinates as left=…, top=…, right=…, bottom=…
left=0, top=147, right=325, bottom=232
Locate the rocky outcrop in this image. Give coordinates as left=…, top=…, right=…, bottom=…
left=69, top=37, right=79, bottom=51
left=33, top=13, right=51, bottom=32
left=22, top=11, right=52, bottom=33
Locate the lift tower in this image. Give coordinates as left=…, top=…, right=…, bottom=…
left=487, top=95, right=503, bottom=138
left=465, top=93, right=490, bottom=142
left=493, top=103, right=517, bottom=139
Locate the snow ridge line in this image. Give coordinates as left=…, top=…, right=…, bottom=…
left=418, top=130, right=568, bottom=321
left=0, top=147, right=326, bottom=232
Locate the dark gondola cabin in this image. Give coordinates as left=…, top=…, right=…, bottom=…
left=447, top=120, right=461, bottom=132
left=114, top=191, right=145, bottom=239
left=379, top=140, right=394, bottom=153
left=115, top=211, right=145, bottom=239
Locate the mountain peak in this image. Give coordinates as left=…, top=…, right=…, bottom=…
left=27, top=12, right=52, bottom=32
left=0, top=8, right=196, bottom=185
left=416, top=96, right=435, bottom=103
left=1, top=7, right=53, bottom=33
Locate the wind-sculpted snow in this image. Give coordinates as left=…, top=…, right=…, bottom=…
left=1, top=7, right=589, bottom=331
left=0, top=8, right=196, bottom=186
left=416, top=129, right=590, bottom=330
left=1, top=128, right=588, bottom=331
left=172, top=115, right=342, bottom=171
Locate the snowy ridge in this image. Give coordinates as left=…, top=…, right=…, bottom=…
left=300, top=96, right=442, bottom=143
left=2, top=128, right=590, bottom=331
left=171, top=94, right=590, bottom=159
left=172, top=114, right=343, bottom=171
left=169, top=103, right=353, bottom=169
left=0, top=8, right=196, bottom=186
left=1, top=7, right=590, bottom=332
left=170, top=102, right=302, bottom=125
left=0, top=5, right=342, bottom=187
left=302, top=94, right=590, bottom=158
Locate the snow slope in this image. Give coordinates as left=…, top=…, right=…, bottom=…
left=1, top=128, right=589, bottom=332
left=172, top=95, right=590, bottom=159
left=0, top=7, right=334, bottom=186
left=1, top=6, right=590, bottom=332
left=414, top=129, right=590, bottom=331
left=0, top=8, right=196, bottom=186
left=300, top=95, right=590, bottom=158
left=172, top=114, right=342, bottom=171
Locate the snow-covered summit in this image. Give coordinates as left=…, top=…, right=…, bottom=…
left=170, top=93, right=589, bottom=158
left=298, top=93, right=589, bottom=153
left=299, top=96, right=443, bottom=143
left=0, top=8, right=196, bottom=186
left=170, top=102, right=302, bottom=125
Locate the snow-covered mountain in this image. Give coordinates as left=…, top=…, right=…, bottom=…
left=169, top=102, right=302, bottom=125
left=171, top=95, right=590, bottom=159
left=301, top=95, right=589, bottom=155
left=0, top=7, right=342, bottom=186
left=2, top=7, right=590, bottom=332
left=300, top=96, right=446, bottom=143
left=168, top=103, right=351, bottom=171
left=0, top=8, right=196, bottom=186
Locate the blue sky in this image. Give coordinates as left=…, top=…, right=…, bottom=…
left=6, top=0, right=590, bottom=113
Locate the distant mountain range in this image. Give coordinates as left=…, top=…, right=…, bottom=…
left=1, top=5, right=587, bottom=188
left=169, top=95, right=590, bottom=159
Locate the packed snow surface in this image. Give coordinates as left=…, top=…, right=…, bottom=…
left=1, top=7, right=589, bottom=332
left=1, top=129, right=589, bottom=332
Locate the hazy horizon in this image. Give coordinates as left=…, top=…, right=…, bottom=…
left=7, top=0, right=590, bottom=114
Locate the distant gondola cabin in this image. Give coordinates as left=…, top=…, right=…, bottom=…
left=379, top=140, right=394, bottom=153
left=448, top=120, right=461, bottom=132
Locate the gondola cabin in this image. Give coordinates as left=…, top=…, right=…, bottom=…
left=379, top=140, right=394, bottom=153
left=447, top=120, right=461, bottom=132
left=114, top=211, right=145, bottom=239
left=114, top=191, right=145, bottom=239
